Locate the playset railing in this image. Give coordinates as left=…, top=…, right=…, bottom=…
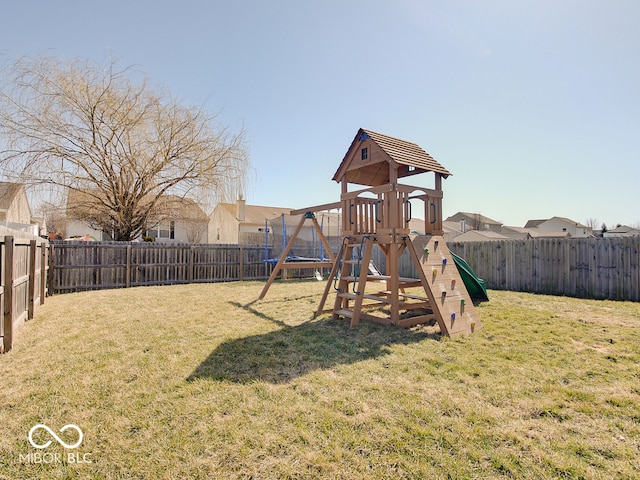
left=340, top=184, right=444, bottom=237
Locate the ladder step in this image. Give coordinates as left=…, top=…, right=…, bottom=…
left=343, top=275, right=391, bottom=282
left=340, top=275, right=422, bottom=286
left=399, top=293, right=429, bottom=301
left=339, top=292, right=391, bottom=303
left=338, top=292, right=430, bottom=310
left=334, top=308, right=354, bottom=318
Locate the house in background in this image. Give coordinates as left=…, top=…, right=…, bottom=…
left=524, top=216, right=591, bottom=238
left=445, top=212, right=503, bottom=234
left=500, top=225, right=533, bottom=240
left=66, top=190, right=208, bottom=242
left=443, top=212, right=593, bottom=241
left=602, top=225, right=640, bottom=238
left=144, top=196, right=209, bottom=243
left=0, top=182, right=42, bottom=236
left=209, top=197, right=291, bottom=244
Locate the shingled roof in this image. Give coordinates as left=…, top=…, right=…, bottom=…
left=332, top=128, right=452, bottom=186
left=0, top=182, right=24, bottom=210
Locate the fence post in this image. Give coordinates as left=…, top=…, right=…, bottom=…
left=48, top=243, right=55, bottom=294
left=126, top=244, right=131, bottom=288
left=3, top=236, right=14, bottom=353
left=188, top=246, right=194, bottom=283
left=239, top=245, right=244, bottom=281
left=28, top=240, right=37, bottom=320
left=40, top=241, right=47, bottom=304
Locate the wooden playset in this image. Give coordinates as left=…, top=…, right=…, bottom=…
left=260, top=129, right=482, bottom=336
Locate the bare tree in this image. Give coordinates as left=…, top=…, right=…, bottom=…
left=38, top=201, right=67, bottom=239
left=585, top=218, right=599, bottom=230
left=0, top=56, right=249, bottom=240
left=470, top=213, right=485, bottom=231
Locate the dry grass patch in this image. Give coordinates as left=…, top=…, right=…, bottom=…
left=0, top=282, right=638, bottom=479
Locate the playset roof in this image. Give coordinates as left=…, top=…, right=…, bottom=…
left=332, top=128, right=452, bottom=186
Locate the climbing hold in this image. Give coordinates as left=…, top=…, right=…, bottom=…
left=451, top=313, right=456, bottom=321
left=424, top=248, right=429, bottom=254
left=442, top=258, right=447, bottom=266
left=433, top=269, right=437, bottom=276
left=442, top=291, right=447, bottom=299
left=451, top=279, right=456, bottom=288
left=471, top=322, right=476, bottom=332
left=460, top=299, right=466, bottom=306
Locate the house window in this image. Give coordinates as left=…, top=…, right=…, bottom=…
left=361, top=148, right=368, bottom=160
left=408, top=165, right=416, bottom=172
left=147, top=221, right=175, bottom=240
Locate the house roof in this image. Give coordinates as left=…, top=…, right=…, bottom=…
left=500, top=225, right=533, bottom=240
left=332, top=128, right=452, bottom=186
left=453, top=230, right=510, bottom=242
left=551, top=216, right=589, bottom=229
left=67, top=189, right=206, bottom=221
left=156, top=196, right=207, bottom=220
left=446, top=212, right=502, bottom=226
left=524, top=219, right=545, bottom=228
left=443, top=220, right=463, bottom=236
left=0, top=182, right=25, bottom=210
left=217, top=203, right=292, bottom=225
left=525, top=217, right=589, bottom=229
left=607, top=225, right=640, bottom=234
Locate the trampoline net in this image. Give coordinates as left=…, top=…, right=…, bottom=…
left=267, top=211, right=342, bottom=261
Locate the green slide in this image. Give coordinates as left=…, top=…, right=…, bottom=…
left=449, top=250, right=489, bottom=302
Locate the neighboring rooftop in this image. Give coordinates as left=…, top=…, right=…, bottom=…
left=216, top=203, right=292, bottom=224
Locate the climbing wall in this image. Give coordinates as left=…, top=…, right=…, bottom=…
left=410, top=235, right=482, bottom=336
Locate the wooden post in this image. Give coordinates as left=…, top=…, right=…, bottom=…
left=434, top=174, right=443, bottom=234
left=239, top=245, right=244, bottom=281
left=259, top=214, right=308, bottom=299
left=188, top=246, right=194, bottom=283
left=28, top=240, right=37, bottom=320
left=40, top=241, right=47, bottom=304
left=388, top=239, right=400, bottom=324
left=3, top=237, right=14, bottom=353
left=126, top=244, right=132, bottom=288
left=48, top=243, right=55, bottom=295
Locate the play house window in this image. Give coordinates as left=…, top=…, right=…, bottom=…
left=361, top=148, right=368, bottom=160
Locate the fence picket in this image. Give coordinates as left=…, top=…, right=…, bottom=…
left=1, top=235, right=49, bottom=353
left=50, top=242, right=276, bottom=293
left=448, top=236, right=640, bottom=302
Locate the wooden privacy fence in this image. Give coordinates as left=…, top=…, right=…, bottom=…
left=50, top=237, right=640, bottom=301
left=447, top=237, right=640, bottom=301
left=50, top=242, right=277, bottom=294
left=1, top=236, right=49, bottom=353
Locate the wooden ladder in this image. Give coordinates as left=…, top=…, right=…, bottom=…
left=315, top=234, right=481, bottom=336
left=331, top=235, right=376, bottom=327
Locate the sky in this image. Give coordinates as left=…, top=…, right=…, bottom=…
left=1, top=0, right=639, bottom=228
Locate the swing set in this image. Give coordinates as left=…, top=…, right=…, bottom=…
left=259, top=129, right=483, bottom=336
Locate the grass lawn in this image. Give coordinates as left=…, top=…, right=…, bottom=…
left=1, top=280, right=639, bottom=479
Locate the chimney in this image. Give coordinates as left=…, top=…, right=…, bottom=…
left=236, top=195, right=246, bottom=222
left=460, top=219, right=466, bottom=233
